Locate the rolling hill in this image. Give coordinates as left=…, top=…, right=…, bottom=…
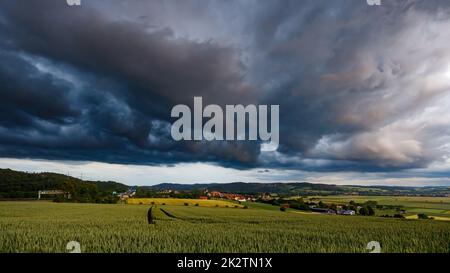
left=0, top=168, right=449, bottom=199
left=0, top=168, right=128, bottom=199
left=147, top=182, right=450, bottom=197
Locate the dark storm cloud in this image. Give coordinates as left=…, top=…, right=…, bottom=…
left=0, top=0, right=260, bottom=167
left=0, top=50, right=79, bottom=128
left=0, top=0, right=450, bottom=173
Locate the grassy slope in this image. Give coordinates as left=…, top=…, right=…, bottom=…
left=307, top=195, right=450, bottom=218
left=0, top=201, right=449, bottom=253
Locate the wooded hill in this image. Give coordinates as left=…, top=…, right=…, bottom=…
left=0, top=168, right=128, bottom=202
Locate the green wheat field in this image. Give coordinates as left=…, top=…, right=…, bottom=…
left=0, top=201, right=449, bottom=253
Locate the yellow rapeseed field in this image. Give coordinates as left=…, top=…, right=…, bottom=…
left=127, top=198, right=244, bottom=208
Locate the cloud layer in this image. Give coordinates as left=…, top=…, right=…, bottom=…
left=1, top=0, right=450, bottom=177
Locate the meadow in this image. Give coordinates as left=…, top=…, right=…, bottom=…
left=0, top=201, right=449, bottom=253
left=306, top=195, right=450, bottom=219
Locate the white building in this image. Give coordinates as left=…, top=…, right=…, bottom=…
left=341, top=210, right=355, bottom=215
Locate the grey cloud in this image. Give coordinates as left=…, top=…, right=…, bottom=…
left=0, top=0, right=450, bottom=174
left=242, top=0, right=450, bottom=169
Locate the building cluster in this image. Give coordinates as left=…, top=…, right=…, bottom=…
left=309, top=206, right=356, bottom=215
left=206, top=191, right=256, bottom=202
left=114, top=188, right=137, bottom=200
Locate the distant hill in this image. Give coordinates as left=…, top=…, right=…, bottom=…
left=0, top=168, right=129, bottom=199
left=147, top=182, right=450, bottom=197
left=1, top=168, right=449, bottom=199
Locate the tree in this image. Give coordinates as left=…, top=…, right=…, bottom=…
left=330, top=204, right=338, bottom=211
left=290, top=200, right=310, bottom=211
left=418, top=214, right=429, bottom=219
left=359, top=206, right=375, bottom=216
left=367, top=206, right=375, bottom=216
left=359, top=206, right=369, bottom=216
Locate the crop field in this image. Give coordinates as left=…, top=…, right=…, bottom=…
left=0, top=201, right=449, bottom=253
left=307, top=195, right=450, bottom=218
left=127, top=198, right=242, bottom=208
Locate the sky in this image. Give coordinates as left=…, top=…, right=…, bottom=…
left=1, top=0, right=450, bottom=186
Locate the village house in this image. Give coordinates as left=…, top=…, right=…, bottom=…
left=208, top=191, right=223, bottom=198
left=117, top=188, right=136, bottom=200
left=338, top=210, right=356, bottom=216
